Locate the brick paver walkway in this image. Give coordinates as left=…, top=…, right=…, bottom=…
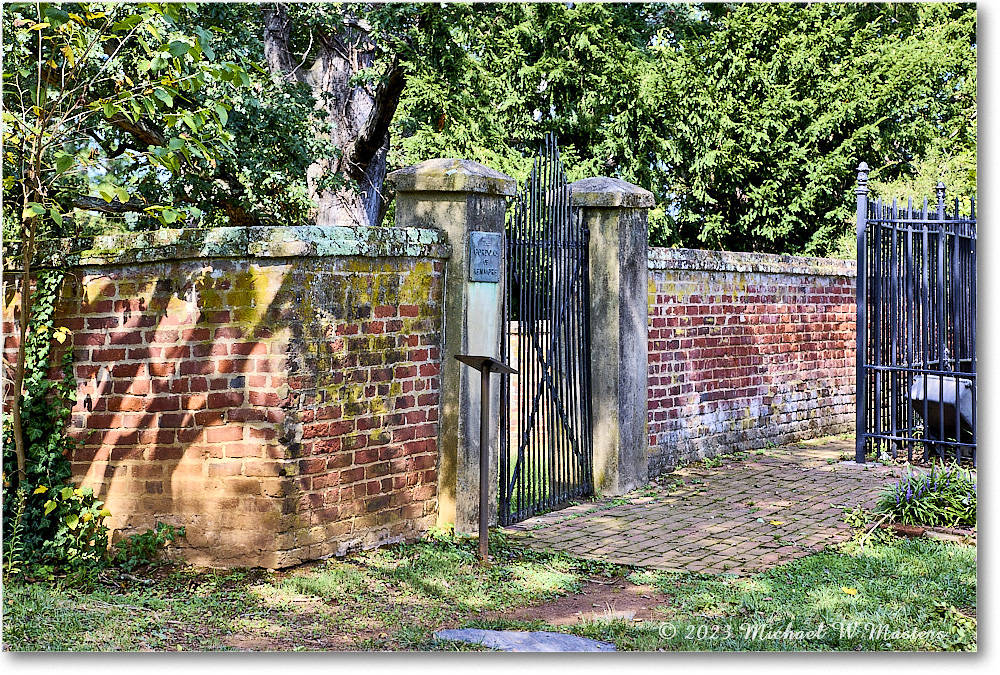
left=505, top=436, right=906, bottom=575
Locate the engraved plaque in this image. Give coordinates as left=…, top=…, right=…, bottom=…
left=469, top=231, right=502, bottom=283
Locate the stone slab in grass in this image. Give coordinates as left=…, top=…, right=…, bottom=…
left=434, top=628, right=616, bottom=652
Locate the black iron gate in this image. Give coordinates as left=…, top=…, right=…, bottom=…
left=855, top=162, right=977, bottom=466
left=499, top=134, right=593, bottom=525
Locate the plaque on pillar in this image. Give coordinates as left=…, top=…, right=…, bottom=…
left=469, top=231, right=502, bottom=282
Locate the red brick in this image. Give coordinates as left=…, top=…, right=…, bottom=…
left=180, top=360, right=215, bottom=376
left=193, top=343, right=229, bottom=358
left=208, top=462, right=243, bottom=477
left=208, top=391, right=245, bottom=409
left=206, top=426, right=244, bottom=443
left=180, top=328, right=212, bottom=342
left=223, top=443, right=262, bottom=459
left=138, top=429, right=176, bottom=445
left=227, top=408, right=266, bottom=422
left=214, top=326, right=243, bottom=340
left=92, top=348, right=127, bottom=362
left=194, top=410, right=227, bottom=427
left=230, top=342, right=267, bottom=356
left=108, top=330, right=142, bottom=346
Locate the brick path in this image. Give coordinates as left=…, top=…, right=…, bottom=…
left=504, top=436, right=905, bottom=575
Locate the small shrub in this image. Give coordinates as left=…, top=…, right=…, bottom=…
left=36, top=485, right=111, bottom=570
left=113, top=522, right=186, bottom=572
left=877, top=462, right=976, bottom=528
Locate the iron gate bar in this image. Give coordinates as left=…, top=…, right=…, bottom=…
left=507, top=261, right=588, bottom=452
left=856, top=163, right=976, bottom=466
left=499, top=133, right=593, bottom=525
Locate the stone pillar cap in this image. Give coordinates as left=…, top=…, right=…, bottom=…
left=387, top=158, right=516, bottom=196
left=569, top=176, right=655, bottom=208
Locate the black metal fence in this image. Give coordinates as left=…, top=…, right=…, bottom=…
left=855, top=162, right=977, bottom=466
left=499, top=134, right=593, bottom=525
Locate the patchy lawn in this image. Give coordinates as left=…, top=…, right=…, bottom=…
left=2, top=531, right=975, bottom=652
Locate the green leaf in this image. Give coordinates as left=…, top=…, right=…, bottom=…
left=49, top=207, right=63, bottom=227
left=22, top=202, right=46, bottom=218
left=54, top=152, right=74, bottom=174
left=112, top=15, right=143, bottom=33
left=154, top=88, right=174, bottom=108
left=44, top=500, right=57, bottom=516
left=65, top=514, right=79, bottom=531
left=167, top=40, right=190, bottom=57
left=214, top=103, right=228, bottom=126
left=161, top=208, right=179, bottom=224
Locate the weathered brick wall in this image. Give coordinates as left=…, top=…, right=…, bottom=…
left=3, top=226, right=448, bottom=568
left=647, top=248, right=857, bottom=475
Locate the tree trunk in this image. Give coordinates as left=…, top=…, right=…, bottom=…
left=10, top=213, right=38, bottom=485
left=262, top=3, right=406, bottom=228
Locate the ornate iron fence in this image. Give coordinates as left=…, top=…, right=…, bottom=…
left=855, top=162, right=977, bottom=466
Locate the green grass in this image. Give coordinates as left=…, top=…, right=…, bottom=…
left=2, top=533, right=975, bottom=652
left=2, top=530, right=625, bottom=651
left=558, top=538, right=977, bottom=651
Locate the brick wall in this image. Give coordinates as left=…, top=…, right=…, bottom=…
left=3, top=226, right=448, bottom=568
left=647, top=248, right=857, bottom=475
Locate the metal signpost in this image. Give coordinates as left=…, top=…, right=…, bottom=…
left=454, top=354, right=516, bottom=564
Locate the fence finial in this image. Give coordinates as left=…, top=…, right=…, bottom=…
left=856, top=162, right=869, bottom=195
left=936, top=181, right=946, bottom=209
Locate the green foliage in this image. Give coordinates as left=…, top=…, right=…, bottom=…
left=2, top=488, right=30, bottom=580
left=877, top=462, right=976, bottom=528
left=840, top=505, right=895, bottom=549
left=1, top=270, right=110, bottom=576
left=4, top=2, right=973, bottom=254
left=619, top=538, right=976, bottom=651
left=112, top=522, right=186, bottom=572
left=646, top=2, right=976, bottom=254
left=2, top=1, right=249, bottom=235
left=35, top=484, right=111, bottom=573
left=389, top=2, right=975, bottom=255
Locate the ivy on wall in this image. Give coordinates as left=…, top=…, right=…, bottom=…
left=3, top=270, right=111, bottom=579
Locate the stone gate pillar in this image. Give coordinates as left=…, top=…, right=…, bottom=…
left=570, top=177, right=654, bottom=496
left=387, top=159, right=516, bottom=534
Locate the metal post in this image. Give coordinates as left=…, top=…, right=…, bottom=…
left=855, top=162, right=870, bottom=464
left=479, top=363, right=490, bottom=563
left=455, top=354, right=516, bottom=564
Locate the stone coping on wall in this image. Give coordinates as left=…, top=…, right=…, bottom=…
left=648, top=247, right=857, bottom=278
left=3, top=224, right=451, bottom=270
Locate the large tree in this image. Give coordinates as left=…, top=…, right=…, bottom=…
left=2, top=1, right=250, bottom=481
left=258, top=2, right=473, bottom=228
left=645, top=2, right=977, bottom=254
left=387, top=2, right=975, bottom=255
